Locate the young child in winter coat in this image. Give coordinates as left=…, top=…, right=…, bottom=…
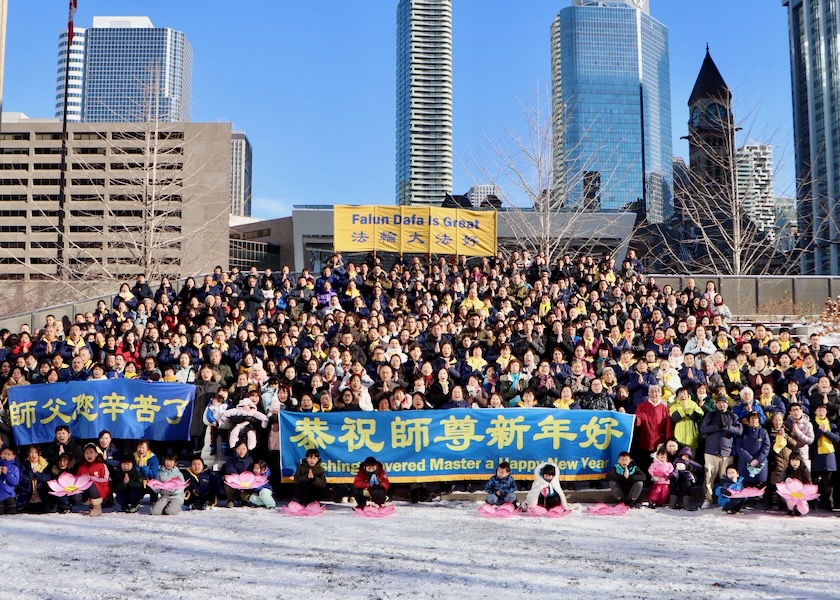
left=17, top=446, right=50, bottom=514
left=670, top=447, right=702, bottom=510
left=184, top=457, right=218, bottom=510
left=248, top=460, right=276, bottom=509
left=293, top=449, right=328, bottom=505
left=75, top=443, right=109, bottom=517
left=112, top=456, right=144, bottom=513
left=203, top=393, right=228, bottom=457
left=606, top=452, right=646, bottom=507
left=151, top=454, right=185, bottom=515
left=484, top=461, right=518, bottom=506
left=353, top=456, right=390, bottom=508
left=778, top=451, right=812, bottom=514
left=715, top=466, right=745, bottom=514
left=0, top=447, right=20, bottom=515
left=47, top=453, right=74, bottom=513
left=647, top=447, right=674, bottom=507
left=523, top=462, right=568, bottom=510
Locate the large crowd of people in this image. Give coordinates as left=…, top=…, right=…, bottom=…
left=0, top=248, right=837, bottom=517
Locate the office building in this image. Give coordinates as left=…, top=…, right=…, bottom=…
left=466, top=184, right=501, bottom=208
left=736, top=144, right=775, bottom=233
left=396, top=0, right=452, bottom=205
left=0, top=115, right=229, bottom=280
left=230, top=131, right=252, bottom=217
left=81, top=16, right=192, bottom=123
left=54, top=27, right=86, bottom=122
left=551, top=0, right=673, bottom=223
left=783, top=0, right=840, bottom=274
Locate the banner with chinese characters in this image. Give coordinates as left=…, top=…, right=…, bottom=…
left=8, top=380, right=195, bottom=445
left=280, top=409, right=634, bottom=483
left=333, top=205, right=497, bottom=257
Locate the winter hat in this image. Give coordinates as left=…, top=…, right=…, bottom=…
left=237, top=397, right=258, bottom=410
left=678, top=447, right=693, bottom=460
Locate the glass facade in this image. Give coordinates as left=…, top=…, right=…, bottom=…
left=81, top=18, right=192, bottom=123
left=230, top=132, right=252, bottom=217
left=396, top=0, right=453, bottom=205
left=551, top=2, right=672, bottom=223
left=54, top=28, right=86, bottom=122
left=784, top=0, right=840, bottom=274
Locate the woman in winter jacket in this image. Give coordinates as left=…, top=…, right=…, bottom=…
left=734, top=413, right=771, bottom=485
left=786, top=403, right=815, bottom=469
left=669, top=390, right=704, bottom=450
left=811, top=404, right=839, bottom=509
left=16, top=446, right=50, bottom=512
left=766, top=412, right=796, bottom=486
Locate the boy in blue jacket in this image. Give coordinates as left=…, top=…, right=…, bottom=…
left=715, top=465, right=745, bottom=514
left=184, top=457, right=218, bottom=510
left=484, top=461, right=517, bottom=506
left=0, top=446, right=21, bottom=515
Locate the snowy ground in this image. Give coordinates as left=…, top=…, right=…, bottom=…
left=2, top=501, right=839, bottom=600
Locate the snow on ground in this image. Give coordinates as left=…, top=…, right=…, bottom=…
left=2, top=502, right=838, bottom=600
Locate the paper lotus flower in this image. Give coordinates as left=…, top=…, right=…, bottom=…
left=48, top=473, right=93, bottom=497
left=524, top=504, right=571, bottom=518
left=145, top=478, right=189, bottom=492
left=726, top=487, right=766, bottom=499
left=776, top=479, right=820, bottom=515
left=478, top=503, right=518, bottom=518
left=224, top=472, right=268, bottom=490
left=587, top=502, right=629, bottom=516
left=355, top=504, right=395, bottom=518
left=282, top=501, right=326, bottom=517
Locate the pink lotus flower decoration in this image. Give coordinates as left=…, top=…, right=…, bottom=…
left=355, top=504, right=395, bottom=518
left=726, top=487, right=766, bottom=499
left=48, top=473, right=93, bottom=497
left=776, top=479, right=820, bottom=515
left=587, top=502, right=629, bottom=516
left=145, top=478, right=189, bottom=492
left=524, top=504, right=572, bottom=518
left=224, top=472, right=268, bottom=490
left=478, top=502, right=518, bottom=518
left=282, top=501, right=326, bottom=517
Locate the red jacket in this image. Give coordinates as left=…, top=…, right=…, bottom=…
left=353, top=464, right=390, bottom=491
left=76, top=459, right=111, bottom=500
left=634, top=400, right=672, bottom=452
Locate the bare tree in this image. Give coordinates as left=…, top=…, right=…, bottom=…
left=468, top=86, right=637, bottom=265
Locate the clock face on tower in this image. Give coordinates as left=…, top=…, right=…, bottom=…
left=691, top=107, right=702, bottom=128
left=706, top=103, right=728, bottom=125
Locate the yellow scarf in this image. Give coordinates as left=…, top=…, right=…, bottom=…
left=134, top=451, right=154, bottom=468
left=758, top=394, right=774, bottom=409
left=816, top=417, right=835, bottom=455
left=553, top=397, right=576, bottom=410
left=772, top=433, right=787, bottom=454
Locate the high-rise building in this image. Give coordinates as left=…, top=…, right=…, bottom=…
left=230, top=131, right=253, bottom=218
left=80, top=16, right=192, bottom=123
left=466, top=184, right=501, bottom=208
left=551, top=0, right=672, bottom=223
left=54, top=27, right=86, bottom=122
left=396, top=0, right=452, bottom=205
left=736, top=144, right=775, bottom=233
left=783, top=0, right=840, bottom=274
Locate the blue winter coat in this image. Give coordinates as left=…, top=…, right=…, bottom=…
left=485, top=474, right=517, bottom=497
left=715, top=476, right=743, bottom=509
left=735, top=426, right=771, bottom=482
left=701, top=410, right=743, bottom=457
left=811, top=421, right=840, bottom=472
left=0, top=459, right=20, bottom=501
left=224, top=454, right=254, bottom=476
left=135, top=452, right=160, bottom=480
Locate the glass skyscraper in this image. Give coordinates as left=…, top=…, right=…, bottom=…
left=396, top=0, right=453, bottom=205
left=80, top=16, right=192, bottom=123
left=551, top=0, right=672, bottom=223
left=783, top=0, right=840, bottom=274
left=231, top=132, right=253, bottom=217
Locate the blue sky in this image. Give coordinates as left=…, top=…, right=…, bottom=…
left=3, top=1, right=793, bottom=219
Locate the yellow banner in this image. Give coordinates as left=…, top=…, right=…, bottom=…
left=334, top=205, right=497, bottom=256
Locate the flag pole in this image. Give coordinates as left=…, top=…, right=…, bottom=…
left=0, top=0, right=8, bottom=136
left=56, top=0, right=76, bottom=279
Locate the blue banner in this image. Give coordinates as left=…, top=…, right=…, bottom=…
left=8, top=380, right=195, bottom=445
left=280, top=409, right=635, bottom=483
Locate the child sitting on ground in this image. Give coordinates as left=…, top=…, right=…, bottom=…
left=0, top=446, right=20, bottom=515
left=353, top=456, right=390, bottom=508
left=647, top=447, right=674, bottom=508
left=670, top=447, right=702, bottom=510
left=523, top=462, right=568, bottom=511
left=151, top=453, right=185, bottom=515
left=248, top=460, right=276, bottom=509
left=606, top=451, right=646, bottom=507
left=715, top=465, right=745, bottom=515
left=293, top=449, right=328, bottom=505
left=75, top=443, right=109, bottom=517
left=112, top=456, right=144, bottom=513
left=779, top=451, right=812, bottom=515
left=184, top=457, right=217, bottom=510
left=47, top=454, right=74, bottom=514
left=484, top=461, right=517, bottom=506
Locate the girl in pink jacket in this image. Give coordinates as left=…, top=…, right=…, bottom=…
left=647, top=447, right=674, bottom=507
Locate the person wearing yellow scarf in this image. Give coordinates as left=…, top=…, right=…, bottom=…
left=812, top=405, right=840, bottom=510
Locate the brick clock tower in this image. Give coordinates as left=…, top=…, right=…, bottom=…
left=687, top=47, right=735, bottom=190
